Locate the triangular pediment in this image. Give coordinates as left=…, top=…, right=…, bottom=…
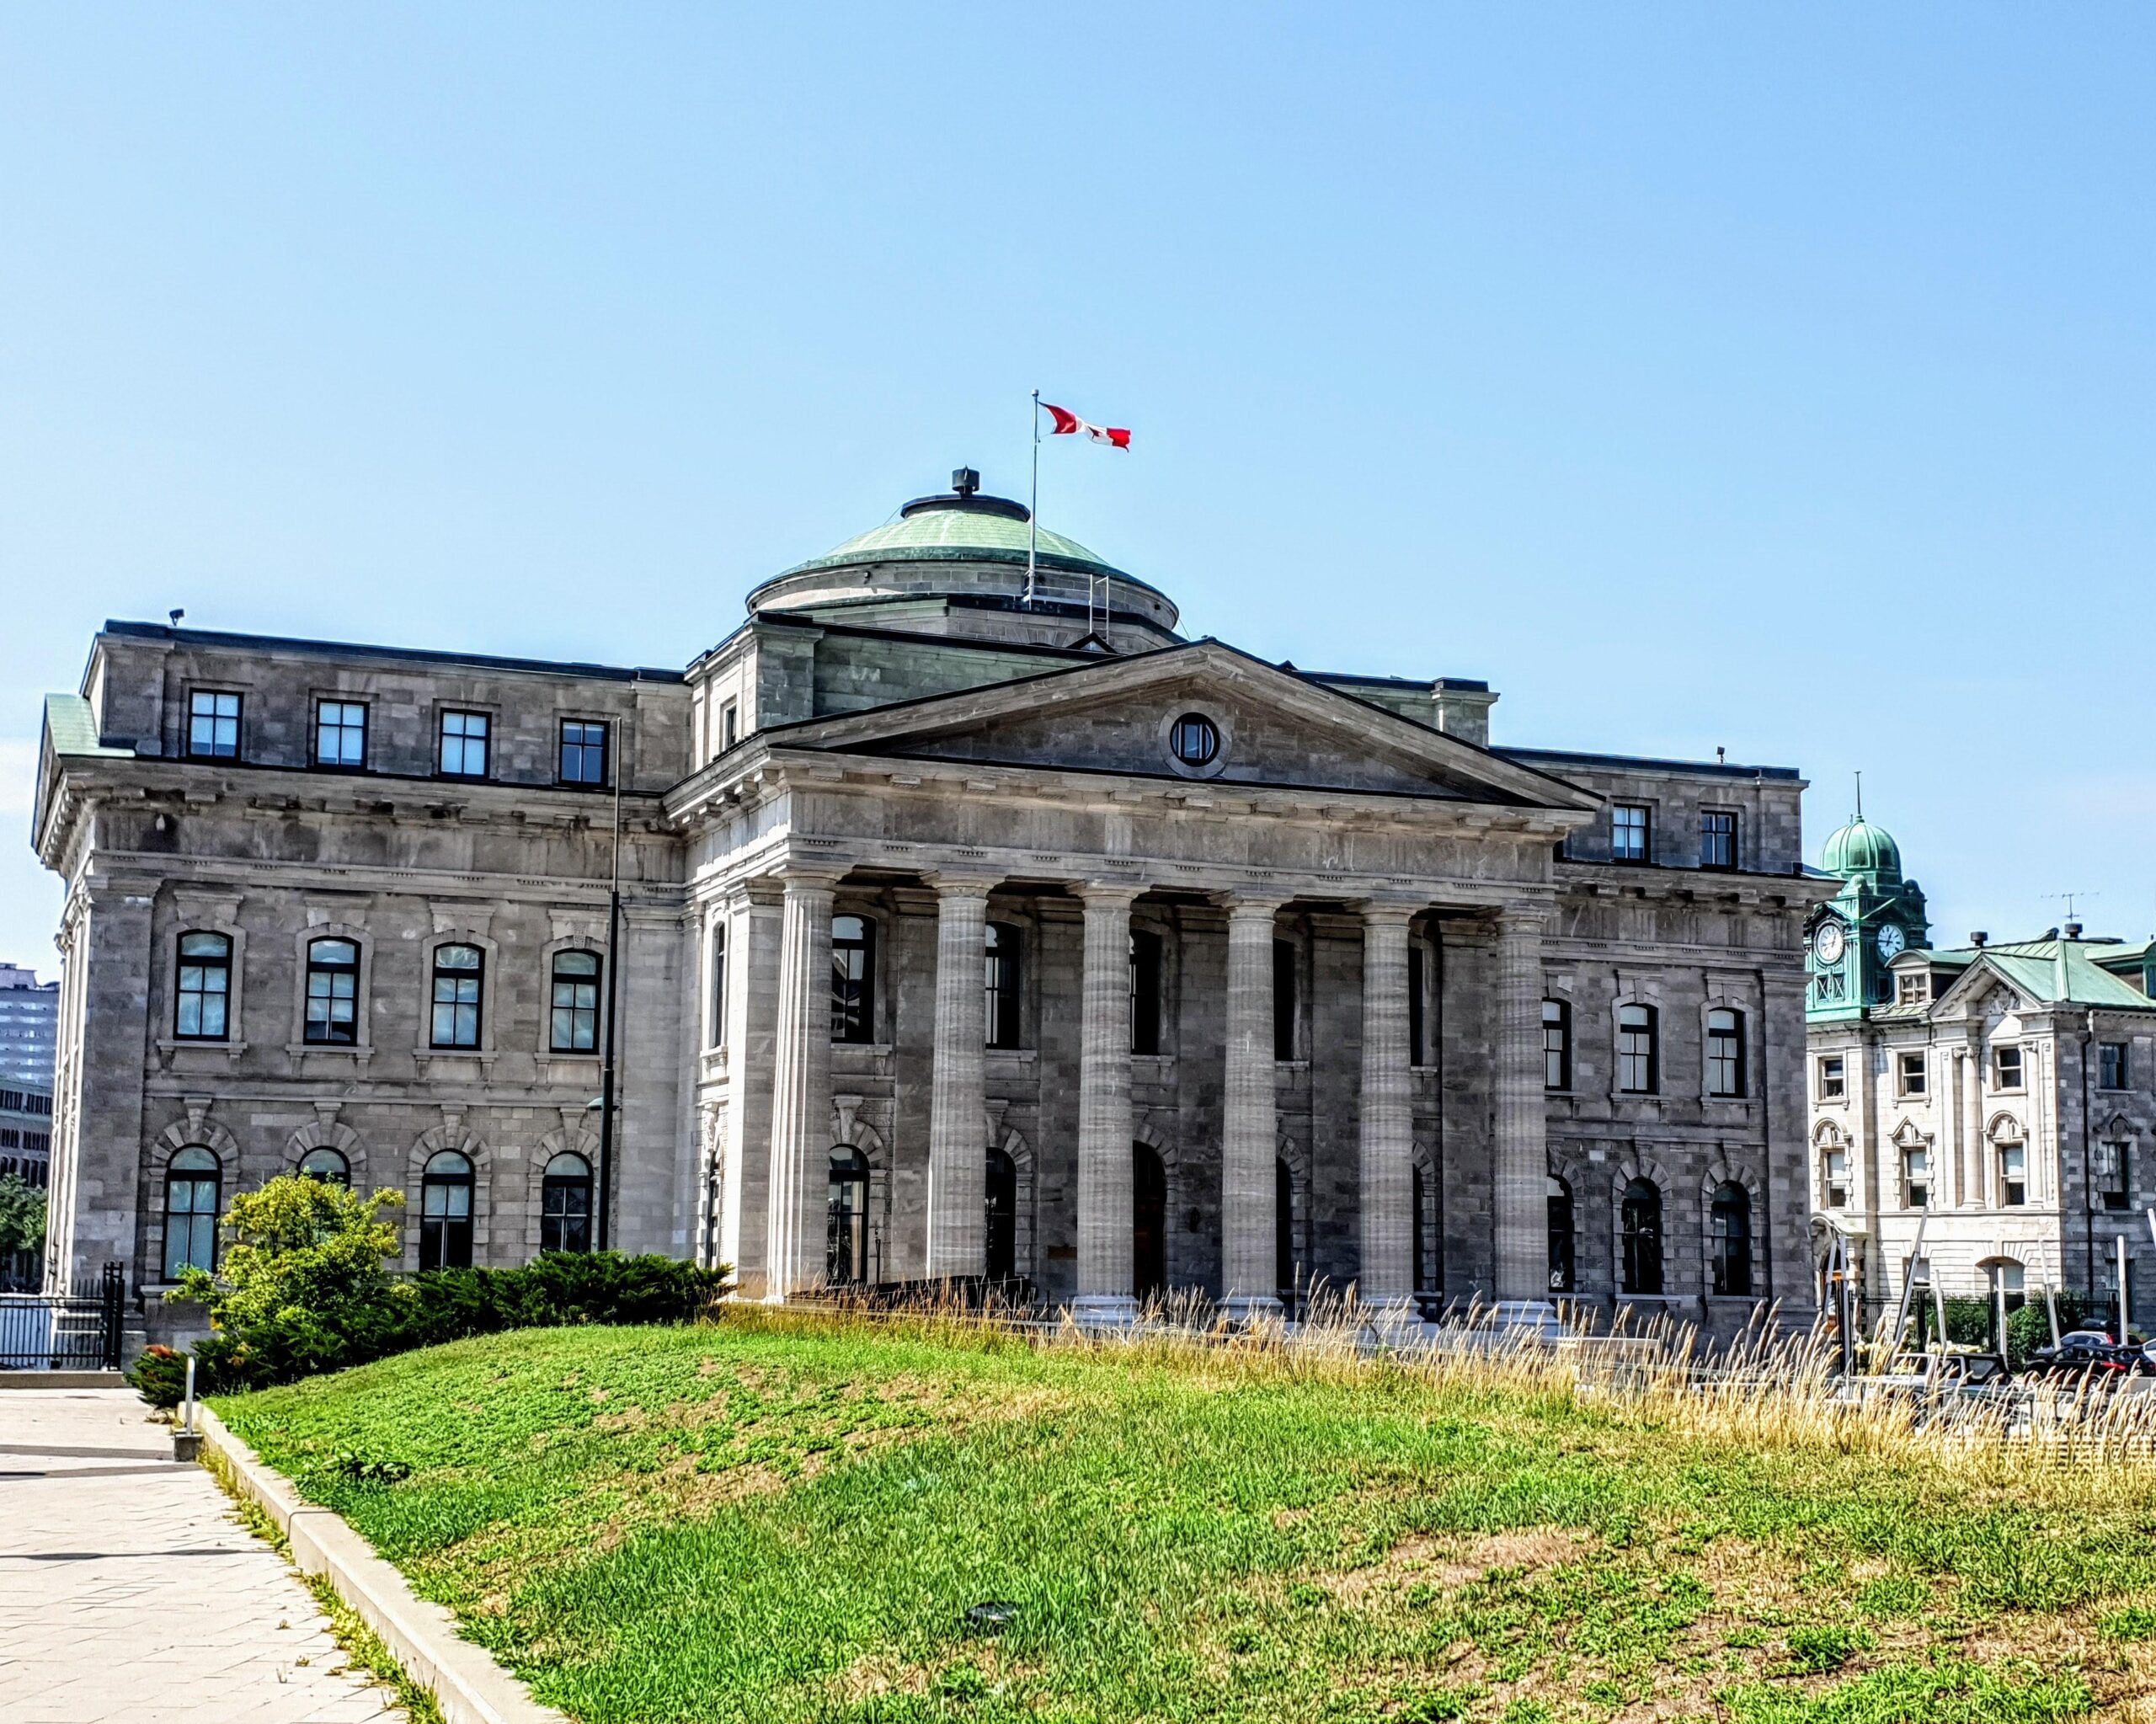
left=1931, top=958, right=2036, bottom=1020
left=766, top=640, right=1598, bottom=809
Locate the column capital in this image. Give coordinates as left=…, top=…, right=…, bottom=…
left=775, top=861, right=849, bottom=893
left=921, top=870, right=1002, bottom=899
left=1074, top=878, right=1145, bottom=910
left=1494, top=900, right=1551, bottom=935
left=1214, top=889, right=1289, bottom=921
left=1353, top=896, right=1423, bottom=926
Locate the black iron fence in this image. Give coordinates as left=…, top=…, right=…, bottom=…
left=0, top=1263, right=124, bottom=1371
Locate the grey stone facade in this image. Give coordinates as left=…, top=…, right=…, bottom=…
left=34, top=471, right=1825, bottom=1337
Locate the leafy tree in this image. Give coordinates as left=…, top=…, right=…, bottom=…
left=0, top=1173, right=46, bottom=1257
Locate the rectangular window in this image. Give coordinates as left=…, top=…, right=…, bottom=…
left=707, top=926, right=727, bottom=1049
left=549, top=951, right=602, bottom=1052
left=1616, top=1003, right=1658, bottom=1094
left=1822, top=1147, right=1849, bottom=1209
left=985, top=923, right=1022, bottom=1051
left=314, top=701, right=367, bottom=768
left=1999, top=1141, right=2026, bottom=1207
left=303, top=937, right=360, bottom=1046
left=1897, top=1051, right=1927, bottom=1097
left=1130, top=931, right=1164, bottom=1056
left=831, top=915, right=874, bottom=1043
left=2096, top=1141, right=2131, bottom=1211
left=1903, top=1145, right=1930, bottom=1209
left=721, top=700, right=739, bottom=750
left=1896, top=972, right=1929, bottom=1006
left=1611, top=804, right=1651, bottom=863
left=1700, top=809, right=1737, bottom=870
left=439, top=711, right=490, bottom=778
left=1543, top=999, right=1571, bottom=1091
left=1407, top=942, right=1427, bottom=1066
left=558, top=719, right=608, bottom=786
left=2100, top=1041, right=2129, bottom=1091
left=173, top=931, right=232, bottom=1041
left=187, top=691, right=241, bottom=759
left=1273, top=939, right=1297, bottom=1061
left=1705, top=1008, right=1745, bottom=1098
left=1993, top=1045, right=2024, bottom=1090
left=430, top=944, right=484, bottom=1049
left=1818, top=1054, right=1845, bottom=1100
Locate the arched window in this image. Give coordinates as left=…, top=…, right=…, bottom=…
left=303, top=937, right=359, bottom=1046
left=298, top=1146, right=350, bottom=1187
left=827, top=1146, right=870, bottom=1282
left=1133, top=1142, right=1167, bottom=1298
left=1272, top=939, right=1298, bottom=1061
left=541, top=1151, right=593, bottom=1253
left=831, top=916, right=874, bottom=1043
left=1710, top=1182, right=1753, bottom=1296
left=707, top=924, right=727, bottom=1049
left=1548, top=1176, right=1575, bottom=1294
left=419, top=1150, right=474, bottom=1269
left=430, top=945, right=484, bottom=1049
left=1620, top=1177, right=1663, bottom=1295
left=1817, top=1127, right=1850, bottom=1209
left=163, top=1147, right=221, bottom=1278
left=1617, top=1005, right=1658, bottom=1095
left=1705, top=1008, right=1746, bottom=1098
left=1994, top=1126, right=2027, bottom=1207
left=985, top=1145, right=1016, bottom=1282
left=549, top=950, right=602, bottom=1053
left=985, top=923, right=1022, bottom=1050
left=1543, top=1000, right=1572, bottom=1091
left=174, top=931, right=232, bottom=1041
left=1129, top=931, right=1164, bottom=1056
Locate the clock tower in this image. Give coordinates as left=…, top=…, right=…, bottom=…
left=1805, top=813, right=1929, bottom=1022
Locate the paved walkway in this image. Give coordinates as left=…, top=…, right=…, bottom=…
left=0, top=1386, right=406, bottom=1723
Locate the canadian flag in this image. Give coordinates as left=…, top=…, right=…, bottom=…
left=1043, top=402, right=1131, bottom=450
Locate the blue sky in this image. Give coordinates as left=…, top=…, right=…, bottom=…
left=4, top=5, right=2153, bottom=969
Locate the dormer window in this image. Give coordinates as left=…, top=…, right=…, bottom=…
left=1896, top=973, right=1928, bottom=1006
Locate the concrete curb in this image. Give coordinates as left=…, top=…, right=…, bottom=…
left=0, top=1369, right=127, bottom=1390
left=198, top=1406, right=569, bottom=1724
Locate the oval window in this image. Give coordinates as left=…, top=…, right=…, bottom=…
left=1170, top=713, right=1220, bottom=768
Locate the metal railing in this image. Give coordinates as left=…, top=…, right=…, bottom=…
left=0, top=1263, right=124, bottom=1371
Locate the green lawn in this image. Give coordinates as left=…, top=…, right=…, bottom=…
left=213, top=1314, right=2156, bottom=1724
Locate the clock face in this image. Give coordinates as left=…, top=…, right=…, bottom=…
left=1876, top=924, right=1907, bottom=961
left=1813, top=922, right=1846, bottom=965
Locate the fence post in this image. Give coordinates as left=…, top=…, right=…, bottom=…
left=100, top=1262, right=124, bottom=1372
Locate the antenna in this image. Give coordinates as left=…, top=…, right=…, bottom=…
left=2043, top=890, right=2099, bottom=922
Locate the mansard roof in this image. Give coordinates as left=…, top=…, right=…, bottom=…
left=1917, top=937, right=2156, bottom=1015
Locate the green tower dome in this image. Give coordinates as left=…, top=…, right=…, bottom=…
left=1821, top=815, right=1903, bottom=883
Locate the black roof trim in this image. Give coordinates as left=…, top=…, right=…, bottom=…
left=101, top=621, right=688, bottom=685
left=1305, top=671, right=1492, bottom=694
left=1499, top=745, right=1801, bottom=782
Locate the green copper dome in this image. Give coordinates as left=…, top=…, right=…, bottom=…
left=776, top=471, right=1125, bottom=582
left=1822, top=815, right=1903, bottom=883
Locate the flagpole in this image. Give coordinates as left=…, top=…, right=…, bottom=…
left=1026, top=391, right=1040, bottom=611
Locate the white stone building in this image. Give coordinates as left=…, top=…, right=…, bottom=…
left=34, top=469, right=1824, bottom=1332
left=1804, top=814, right=2156, bottom=1330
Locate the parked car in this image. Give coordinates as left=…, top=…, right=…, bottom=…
left=1866, top=1349, right=2016, bottom=1404
left=2025, top=1336, right=2153, bottom=1381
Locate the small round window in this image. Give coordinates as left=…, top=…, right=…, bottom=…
left=1170, top=713, right=1221, bottom=768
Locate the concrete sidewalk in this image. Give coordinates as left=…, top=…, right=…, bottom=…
left=0, top=1387, right=407, bottom=1722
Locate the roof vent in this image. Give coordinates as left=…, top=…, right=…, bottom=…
left=1971, top=931, right=1988, bottom=947
left=2065, top=921, right=2084, bottom=941
left=952, top=467, right=979, bottom=498
left=2044, top=926, right=2060, bottom=941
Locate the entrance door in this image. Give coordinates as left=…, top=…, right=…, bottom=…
left=1133, top=1143, right=1167, bottom=1299
left=985, top=1146, right=1017, bottom=1282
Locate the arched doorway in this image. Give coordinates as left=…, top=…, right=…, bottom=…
left=1133, top=1142, right=1167, bottom=1299
left=827, top=1147, right=870, bottom=1284
left=985, top=1145, right=1017, bottom=1282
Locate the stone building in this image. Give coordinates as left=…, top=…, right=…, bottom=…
left=1804, top=813, right=2156, bottom=1331
left=34, top=468, right=1822, bottom=1332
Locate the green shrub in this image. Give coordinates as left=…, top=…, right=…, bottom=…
left=131, top=1173, right=728, bottom=1399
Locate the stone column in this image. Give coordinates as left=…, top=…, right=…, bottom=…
left=1357, top=902, right=1417, bottom=1314
left=1491, top=906, right=1549, bottom=1302
left=926, top=875, right=994, bottom=1281
left=1074, top=883, right=1139, bottom=1325
left=765, top=867, right=840, bottom=1300
left=1221, top=895, right=1285, bottom=1320
left=1961, top=1041, right=1984, bottom=1208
